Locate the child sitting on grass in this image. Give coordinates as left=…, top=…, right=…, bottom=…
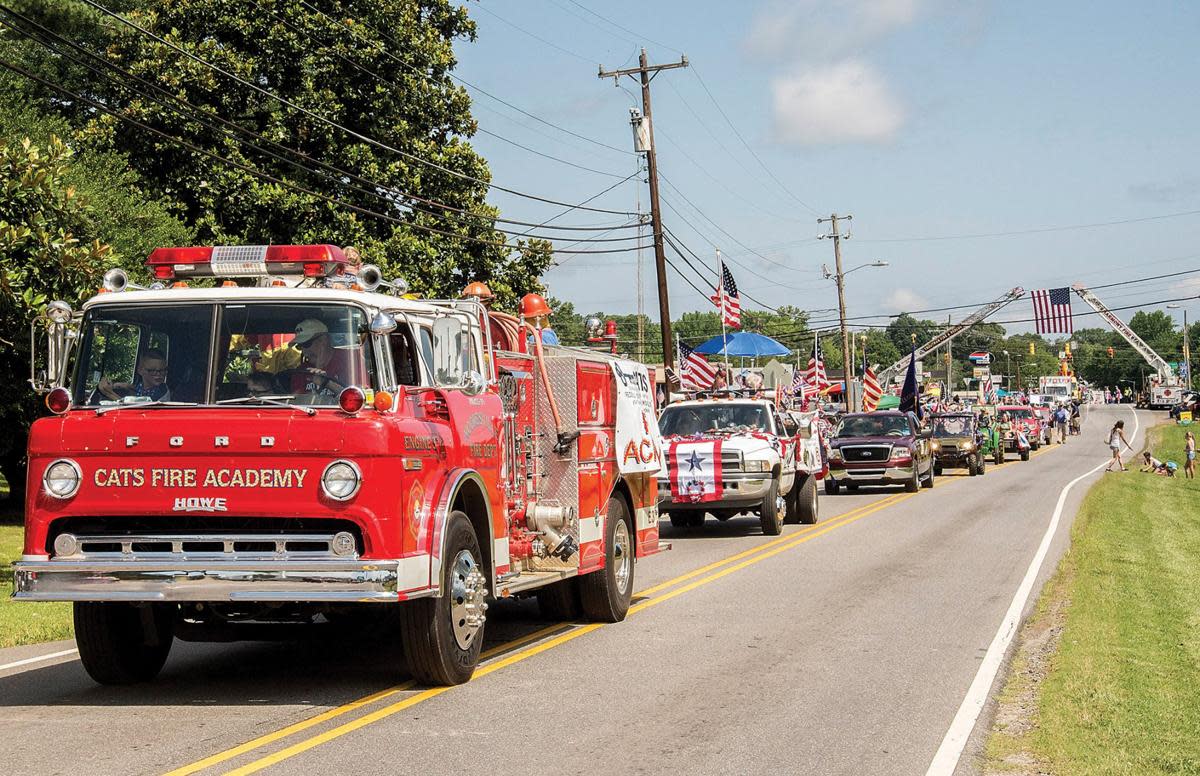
left=1140, top=452, right=1177, bottom=477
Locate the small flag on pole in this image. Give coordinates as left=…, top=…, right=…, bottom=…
left=803, top=338, right=828, bottom=392
left=1032, top=287, right=1074, bottom=334
left=862, top=366, right=882, bottom=412
left=710, top=260, right=742, bottom=329
left=679, top=341, right=717, bottom=390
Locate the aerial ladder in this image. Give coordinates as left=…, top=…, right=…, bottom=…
left=877, top=287, right=1026, bottom=386
left=1071, top=283, right=1181, bottom=408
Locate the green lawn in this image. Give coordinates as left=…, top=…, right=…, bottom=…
left=987, top=422, right=1200, bottom=774
left=0, top=524, right=73, bottom=649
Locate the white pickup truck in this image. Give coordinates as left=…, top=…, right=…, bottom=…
left=656, top=396, right=823, bottom=535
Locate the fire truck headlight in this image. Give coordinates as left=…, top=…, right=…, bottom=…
left=321, top=460, right=361, bottom=501
left=53, top=533, right=78, bottom=557
left=44, top=459, right=82, bottom=499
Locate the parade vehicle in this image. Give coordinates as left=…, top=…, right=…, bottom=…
left=656, top=393, right=822, bottom=534
left=995, top=409, right=1032, bottom=461
left=825, top=411, right=934, bottom=494
left=16, top=244, right=666, bottom=686
left=996, top=404, right=1042, bottom=453
left=929, top=413, right=986, bottom=476
left=976, top=414, right=1005, bottom=466
left=1031, top=405, right=1056, bottom=445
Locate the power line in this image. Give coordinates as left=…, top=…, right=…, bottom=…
left=297, top=0, right=635, bottom=157
left=558, top=0, right=683, bottom=55
left=73, top=0, right=640, bottom=216
left=0, top=57, right=648, bottom=256
left=858, top=209, right=1200, bottom=243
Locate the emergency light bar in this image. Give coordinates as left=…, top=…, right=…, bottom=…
left=145, top=244, right=347, bottom=281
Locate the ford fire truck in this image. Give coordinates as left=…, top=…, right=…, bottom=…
left=16, top=245, right=665, bottom=686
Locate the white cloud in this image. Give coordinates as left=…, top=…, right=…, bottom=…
left=882, top=287, right=928, bottom=312
left=771, top=60, right=905, bottom=146
left=744, top=0, right=921, bottom=63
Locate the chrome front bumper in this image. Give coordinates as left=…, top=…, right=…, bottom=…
left=12, top=559, right=408, bottom=603
left=829, top=464, right=914, bottom=484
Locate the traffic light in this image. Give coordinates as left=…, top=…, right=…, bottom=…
left=1107, top=346, right=1114, bottom=359
left=1028, top=341, right=1036, bottom=356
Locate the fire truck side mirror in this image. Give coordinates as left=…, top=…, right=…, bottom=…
left=369, top=310, right=397, bottom=336
left=29, top=300, right=76, bottom=394
left=432, top=316, right=466, bottom=387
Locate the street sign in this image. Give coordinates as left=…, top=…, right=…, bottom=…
left=972, top=367, right=990, bottom=379
left=968, top=351, right=991, bottom=365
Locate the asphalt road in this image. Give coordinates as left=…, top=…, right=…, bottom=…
left=1, top=404, right=1147, bottom=776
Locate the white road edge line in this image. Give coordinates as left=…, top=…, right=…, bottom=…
left=925, top=405, right=1140, bottom=776
left=0, top=648, right=79, bottom=672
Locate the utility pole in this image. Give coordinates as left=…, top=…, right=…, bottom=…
left=1183, top=309, right=1192, bottom=389
left=599, top=49, right=688, bottom=377
left=818, top=213, right=854, bottom=407
left=945, top=314, right=953, bottom=397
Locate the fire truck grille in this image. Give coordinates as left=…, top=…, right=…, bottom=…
left=46, top=516, right=363, bottom=559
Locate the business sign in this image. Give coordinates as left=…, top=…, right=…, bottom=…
left=972, top=367, right=990, bottom=379
left=968, top=351, right=991, bottom=365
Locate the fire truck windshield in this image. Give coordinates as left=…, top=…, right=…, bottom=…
left=72, top=302, right=378, bottom=407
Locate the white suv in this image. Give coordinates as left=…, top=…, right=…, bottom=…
left=656, top=396, right=822, bottom=535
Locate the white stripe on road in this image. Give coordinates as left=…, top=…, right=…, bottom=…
left=0, top=648, right=78, bottom=672
left=925, top=406, right=1140, bottom=776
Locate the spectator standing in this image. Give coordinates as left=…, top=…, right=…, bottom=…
left=1105, top=419, right=1133, bottom=472
left=1185, top=431, right=1196, bottom=480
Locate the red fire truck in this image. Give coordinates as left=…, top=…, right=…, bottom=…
left=16, top=244, right=665, bottom=686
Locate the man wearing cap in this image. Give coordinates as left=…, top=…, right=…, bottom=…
left=291, top=318, right=358, bottom=397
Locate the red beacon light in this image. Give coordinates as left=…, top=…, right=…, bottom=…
left=146, top=244, right=347, bottom=281
left=45, top=387, right=71, bottom=415
left=338, top=386, right=366, bottom=414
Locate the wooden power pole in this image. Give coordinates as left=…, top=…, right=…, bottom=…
left=819, top=213, right=854, bottom=405
left=599, top=48, right=688, bottom=376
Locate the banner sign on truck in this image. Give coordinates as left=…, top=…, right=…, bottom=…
left=611, top=360, right=665, bottom=474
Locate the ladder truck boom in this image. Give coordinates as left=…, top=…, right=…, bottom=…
left=1070, top=284, right=1174, bottom=380
left=878, top=287, right=1026, bottom=385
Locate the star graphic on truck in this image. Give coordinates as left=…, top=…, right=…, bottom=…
left=687, top=450, right=704, bottom=472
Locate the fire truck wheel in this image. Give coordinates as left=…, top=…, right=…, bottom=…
left=73, top=602, right=176, bottom=685
left=400, top=512, right=486, bottom=686
left=759, top=477, right=783, bottom=536
left=536, top=578, right=581, bottom=621
left=579, top=497, right=634, bottom=623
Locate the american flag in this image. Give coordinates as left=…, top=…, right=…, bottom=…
left=803, top=339, right=828, bottom=392
left=679, top=341, right=717, bottom=391
left=710, top=260, right=741, bottom=328
left=862, top=365, right=882, bottom=411
left=1032, top=287, right=1073, bottom=334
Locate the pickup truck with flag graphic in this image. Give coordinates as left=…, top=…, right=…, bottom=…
left=655, top=396, right=821, bottom=535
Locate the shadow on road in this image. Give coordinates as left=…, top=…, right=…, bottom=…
left=0, top=596, right=566, bottom=707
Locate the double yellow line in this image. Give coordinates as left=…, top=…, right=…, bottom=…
left=165, top=492, right=911, bottom=776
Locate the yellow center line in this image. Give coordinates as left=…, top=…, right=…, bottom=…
left=163, top=492, right=903, bottom=776
left=219, top=493, right=912, bottom=775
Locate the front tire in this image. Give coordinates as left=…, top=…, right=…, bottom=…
left=685, top=512, right=705, bottom=528
left=922, top=462, right=935, bottom=489
left=797, top=475, right=819, bottom=525
left=759, top=477, right=784, bottom=536
left=74, top=602, right=176, bottom=685
left=905, top=467, right=920, bottom=492
left=968, top=455, right=978, bottom=476
left=1020, top=449, right=1030, bottom=461
left=994, top=448, right=1004, bottom=466
left=400, top=512, right=486, bottom=685
left=668, top=511, right=687, bottom=528
left=580, top=497, right=635, bottom=622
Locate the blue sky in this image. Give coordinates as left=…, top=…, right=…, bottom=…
left=453, top=0, right=1200, bottom=332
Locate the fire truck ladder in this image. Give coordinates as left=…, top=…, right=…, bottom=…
left=1070, top=284, right=1174, bottom=380
left=877, top=287, right=1026, bottom=385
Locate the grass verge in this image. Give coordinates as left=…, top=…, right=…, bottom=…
left=985, top=422, right=1200, bottom=775
left=0, top=524, right=73, bottom=649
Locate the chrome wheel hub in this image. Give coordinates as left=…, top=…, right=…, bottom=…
left=450, top=549, right=488, bottom=651
left=612, top=518, right=632, bottom=596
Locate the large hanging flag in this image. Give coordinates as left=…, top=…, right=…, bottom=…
left=667, top=439, right=724, bottom=503
left=710, top=260, right=742, bottom=328
left=862, top=365, right=882, bottom=412
left=1032, top=287, right=1074, bottom=334
left=899, top=340, right=922, bottom=419
left=803, top=337, right=829, bottom=391
left=679, top=341, right=717, bottom=391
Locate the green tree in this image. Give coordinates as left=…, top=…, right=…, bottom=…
left=12, top=0, right=552, bottom=305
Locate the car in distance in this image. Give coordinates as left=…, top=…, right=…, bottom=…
left=825, top=411, right=934, bottom=494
